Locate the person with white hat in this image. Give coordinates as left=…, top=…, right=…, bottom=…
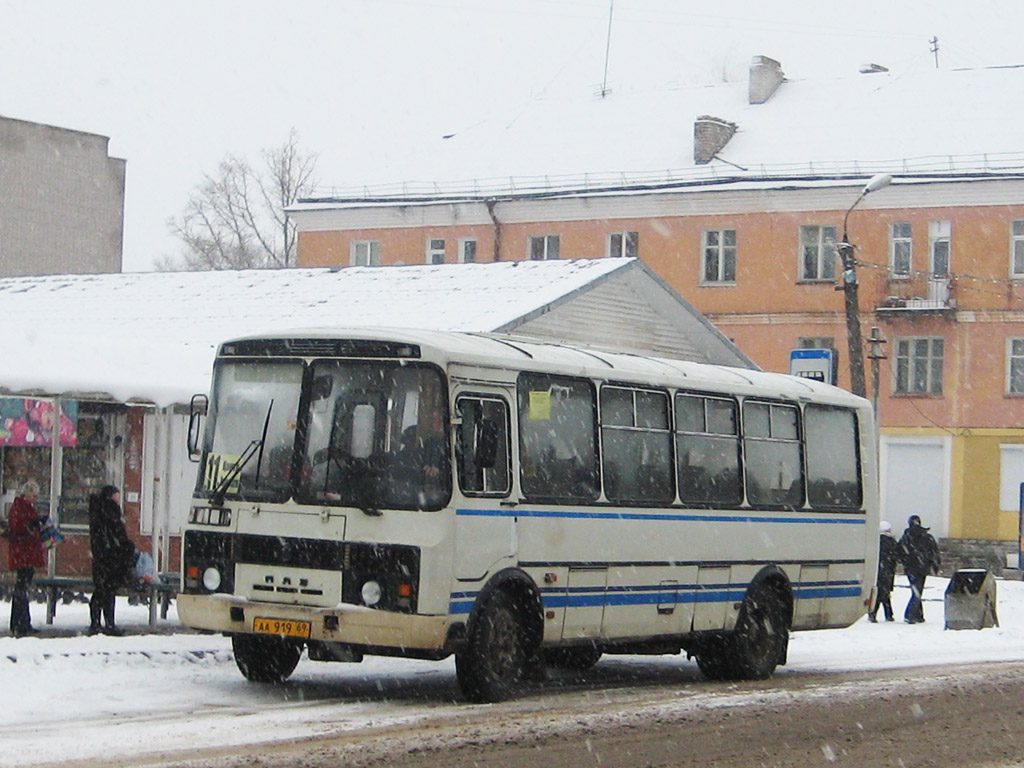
left=868, top=520, right=903, bottom=622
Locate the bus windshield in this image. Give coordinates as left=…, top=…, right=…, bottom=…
left=199, top=361, right=304, bottom=501
left=299, top=361, right=450, bottom=511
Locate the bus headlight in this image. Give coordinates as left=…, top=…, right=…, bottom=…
left=202, top=566, right=222, bottom=592
left=361, top=580, right=382, bottom=607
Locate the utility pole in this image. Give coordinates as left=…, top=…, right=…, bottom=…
left=838, top=241, right=867, bottom=398
left=867, top=326, right=888, bottom=437
left=930, top=36, right=939, bottom=68
left=839, top=174, right=893, bottom=399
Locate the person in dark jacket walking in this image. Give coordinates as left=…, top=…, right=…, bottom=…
left=869, top=521, right=902, bottom=622
left=5, top=481, right=46, bottom=637
left=899, top=514, right=941, bottom=624
left=87, top=485, right=135, bottom=636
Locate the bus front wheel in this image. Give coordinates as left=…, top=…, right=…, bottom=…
left=456, top=590, right=531, bottom=703
left=232, top=633, right=302, bottom=683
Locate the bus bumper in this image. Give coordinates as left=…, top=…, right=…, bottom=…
left=177, top=593, right=451, bottom=651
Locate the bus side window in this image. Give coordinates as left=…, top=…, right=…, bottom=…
left=517, top=373, right=599, bottom=503
left=600, top=386, right=673, bottom=504
left=456, top=396, right=511, bottom=496
left=742, top=401, right=804, bottom=508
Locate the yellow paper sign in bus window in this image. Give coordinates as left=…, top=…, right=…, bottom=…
left=528, top=391, right=552, bottom=421
left=204, top=452, right=241, bottom=493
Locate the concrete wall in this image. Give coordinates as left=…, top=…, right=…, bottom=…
left=0, top=117, right=125, bottom=276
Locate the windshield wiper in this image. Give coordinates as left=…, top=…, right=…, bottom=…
left=209, top=400, right=274, bottom=507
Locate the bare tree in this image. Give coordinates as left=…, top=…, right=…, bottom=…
left=166, top=130, right=318, bottom=270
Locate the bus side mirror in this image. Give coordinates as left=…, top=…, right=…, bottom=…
left=187, top=394, right=208, bottom=462
left=475, top=421, right=499, bottom=469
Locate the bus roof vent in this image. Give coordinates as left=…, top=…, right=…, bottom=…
left=220, top=339, right=421, bottom=359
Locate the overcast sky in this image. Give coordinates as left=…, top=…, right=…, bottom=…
left=1, top=0, right=1020, bottom=271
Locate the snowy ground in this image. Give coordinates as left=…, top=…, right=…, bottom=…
left=1, top=577, right=1021, bottom=767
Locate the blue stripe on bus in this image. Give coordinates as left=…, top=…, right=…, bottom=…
left=448, top=580, right=863, bottom=614
left=456, top=508, right=865, bottom=525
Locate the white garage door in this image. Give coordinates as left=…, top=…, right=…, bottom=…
left=881, top=438, right=948, bottom=538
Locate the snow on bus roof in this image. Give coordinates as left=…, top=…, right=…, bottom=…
left=0, top=259, right=640, bottom=408
left=226, top=326, right=861, bottom=407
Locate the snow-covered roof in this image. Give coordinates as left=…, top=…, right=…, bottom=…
left=0, top=259, right=674, bottom=408
left=297, top=64, right=1024, bottom=204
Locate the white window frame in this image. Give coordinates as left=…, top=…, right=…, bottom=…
left=894, top=336, right=944, bottom=395
left=528, top=234, right=560, bottom=260
left=1008, top=338, right=1024, bottom=394
left=701, top=228, right=736, bottom=284
left=799, top=225, right=837, bottom=282
left=426, top=238, right=446, bottom=265
left=1011, top=220, right=1024, bottom=278
left=351, top=240, right=381, bottom=267
left=608, top=231, right=639, bottom=259
left=929, top=220, right=951, bottom=277
left=458, top=238, right=477, bottom=263
left=889, top=221, right=912, bottom=279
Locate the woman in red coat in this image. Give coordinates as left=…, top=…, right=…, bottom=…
left=6, top=480, right=46, bottom=637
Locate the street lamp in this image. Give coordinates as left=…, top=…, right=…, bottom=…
left=837, top=173, right=892, bottom=398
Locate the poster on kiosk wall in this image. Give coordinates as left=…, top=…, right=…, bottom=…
left=0, top=398, right=78, bottom=447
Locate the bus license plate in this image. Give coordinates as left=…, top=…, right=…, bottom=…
left=253, top=617, right=311, bottom=638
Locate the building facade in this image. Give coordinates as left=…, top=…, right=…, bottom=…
left=0, top=116, right=125, bottom=276
left=289, top=177, right=1024, bottom=562
left=287, top=61, right=1024, bottom=562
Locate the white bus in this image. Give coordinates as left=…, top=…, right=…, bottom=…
left=178, top=328, right=878, bottom=702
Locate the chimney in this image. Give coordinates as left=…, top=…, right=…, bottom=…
left=693, top=116, right=737, bottom=165
left=749, top=55, right=784, bottom=104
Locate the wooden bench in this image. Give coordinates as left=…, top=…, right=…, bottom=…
left=34, top=573, right=180, bottom=626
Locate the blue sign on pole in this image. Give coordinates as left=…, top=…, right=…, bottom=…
left=789, top=349, right=834, bottom=385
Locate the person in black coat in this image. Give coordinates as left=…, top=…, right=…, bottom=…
left=899, top=514, right=941, bottom=624
left=87, top=485, right=136, bottom=636
left=868, top=521, right=903, bottom=622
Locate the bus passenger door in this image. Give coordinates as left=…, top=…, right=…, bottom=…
left=453, top=391, right=516, bottom=583
left=691, top=566, right=731, bottom=632
left=561, top=566, right=608, bottom=640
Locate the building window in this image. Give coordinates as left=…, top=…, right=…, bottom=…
left=608, top=231, right=639, bottom=258
left=426, top=238, right=446, bottom=265
left=798, top=337, right=834, bottom=351
left=702, top=229, right=736, bottom=283
left=1011, top=221, right=1024, bottom=278
left=1008, top=338, right=1024, bottom=394
left=890, top=222, right=912, bottom=278
left=351, top=240, right=381, bottom=267
left=459, top=238, right=477, bottom=263
left=929, top=220, right=950, bottom=277
left=894, top=337, right=944, bottom=395
left=799, top=225, right=837, bottom=281
left=528, top=234, right=560, bottom=260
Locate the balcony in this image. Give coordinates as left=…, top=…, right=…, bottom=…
left=876, top=275, right=955, bottom=315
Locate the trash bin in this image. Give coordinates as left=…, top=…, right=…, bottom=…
left=944, top=569, right=999, bottom=630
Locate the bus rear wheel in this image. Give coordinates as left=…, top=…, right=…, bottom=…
left=732, top=586, right=788, bottom=680
left=456, top=590, right=530, bottom=703
left=232, top=633, right=302, bottom=683
left=695, top=586, right=788, bottom=681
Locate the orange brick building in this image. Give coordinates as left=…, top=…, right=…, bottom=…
left=289, top=60, right=1024, bottom=563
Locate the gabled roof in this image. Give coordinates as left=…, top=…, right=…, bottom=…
left=294, top=64, right=1024, bottom=207
left=0, top=259, right=750, bottom=407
